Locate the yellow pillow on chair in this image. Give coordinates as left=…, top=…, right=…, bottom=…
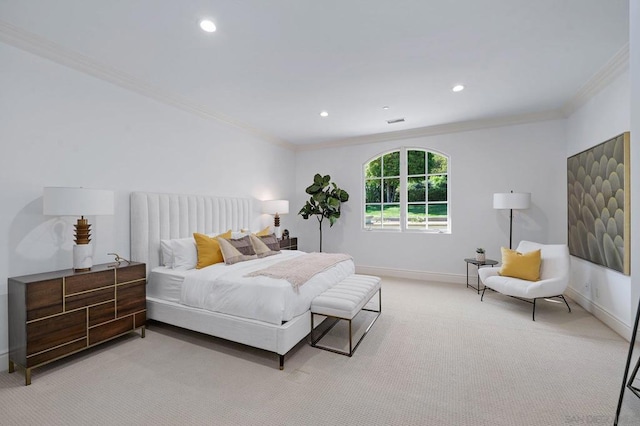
left=499, top=247, right=541, bottom=281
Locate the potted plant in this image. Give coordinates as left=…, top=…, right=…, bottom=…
left=476, top=248, right=486, bottom=262
left=298, top=173, right=349, bottom=252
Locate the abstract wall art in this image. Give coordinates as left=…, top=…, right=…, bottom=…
left=567, top=132, right=630, bottom=275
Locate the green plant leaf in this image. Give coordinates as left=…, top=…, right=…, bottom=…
left=306, top=184, right=320, bottom=194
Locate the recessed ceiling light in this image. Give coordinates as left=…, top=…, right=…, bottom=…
left=320, top=111, right=329, bottom=117
left=199, top=19, right=216, bottom=33
left=452, top=85, right=465, bottom=92
left=382, top=106, right=390, bottom=110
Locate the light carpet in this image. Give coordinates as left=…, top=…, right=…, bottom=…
left=2, top=277, right=640, bottom=425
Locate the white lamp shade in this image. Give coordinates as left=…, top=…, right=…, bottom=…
left=493, top=192, right=531, bottom=210
left=262, top=199, right=289, bottom=215
left=43, top=187, right=114, bottom=216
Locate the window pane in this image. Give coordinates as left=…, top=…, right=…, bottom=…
left=428, top=175, right=447, bottom=201
left=382, top=178, right=400, bottom=202
left=365, top=205, right=382, bottom=229
left=407, top=177, right=426, bottom=202
left=408, top=150, right=426, bottom=175
left=365, top=157, right=382, bottom=178
left=365, top=179, right=381, bottom=203
left=382, top=204, right=400, bottom=228
left=407, top=204, right=426, bottom=230
left=428, top=152, right=447, bottom=174
left=427, top=203, right=448, bottom=230
left=382, top=151, right=400, bottom=177
left=366, top=205, right=382, bottom=215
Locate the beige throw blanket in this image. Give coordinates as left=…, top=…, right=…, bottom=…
left=245, top=252, right=352, bottom=290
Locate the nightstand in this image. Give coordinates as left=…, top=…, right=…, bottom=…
left=8, top=262, right=146, bottom=385
left=279, top=237, right=298, bottom=250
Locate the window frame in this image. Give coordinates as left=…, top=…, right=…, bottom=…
left=363, top=147, right=451, bottom=233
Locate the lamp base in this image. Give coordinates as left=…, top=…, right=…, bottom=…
left=73, top=244, right=93, bottom=271
left=274, top=226, right=282, bottom=239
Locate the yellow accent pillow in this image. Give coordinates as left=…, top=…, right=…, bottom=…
left=499, top=247, right=541, bottom=281
left=194, top=230, right=232, bottom=269
left=255, top=226, right=271, bottom=237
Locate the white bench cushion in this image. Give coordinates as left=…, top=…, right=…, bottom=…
left=311, top=274, right=381, bottom=319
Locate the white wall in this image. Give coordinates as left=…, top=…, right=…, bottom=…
left=0, top=44, right=296, bottom=369
left=630, top=0, right=640, bottom=334
left=294, top=120, right=567, bottom=281
left=565, top=70, right=632, bottom=337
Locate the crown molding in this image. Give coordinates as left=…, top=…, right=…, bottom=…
left=0, top=20, right=295, bottom=151
left=2, top=19, right=628, bottom=154
left=561, top=43, right=629, bottom=116
left=295, top=109, right=565, bottom=152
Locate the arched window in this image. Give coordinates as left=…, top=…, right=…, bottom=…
left=364, top=148, right=449, bottom=232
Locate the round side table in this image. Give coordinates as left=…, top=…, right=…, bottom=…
left=464, top=258, right=499, bottom=294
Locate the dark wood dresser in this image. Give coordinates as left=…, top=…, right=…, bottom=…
left=8, top=262, right=146, bottom=385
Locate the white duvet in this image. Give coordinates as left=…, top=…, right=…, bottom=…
left=180, top=250, right=355, bottom=325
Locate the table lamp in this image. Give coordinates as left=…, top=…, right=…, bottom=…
left=43, top=187, right=114, bottom=271
left=262, top=199, right=289, bottom=239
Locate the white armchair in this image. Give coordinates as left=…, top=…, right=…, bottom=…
left=478, top=240, right=571, bottom=321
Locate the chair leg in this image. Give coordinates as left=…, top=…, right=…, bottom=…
left=532, top=298, right=536, bottom=321
left=560, top=295, right=572, bottom=313
left=481, top=286, right=487, bottom=301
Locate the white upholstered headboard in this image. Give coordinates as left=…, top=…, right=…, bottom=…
left=130, top=192, right=252, bottom=276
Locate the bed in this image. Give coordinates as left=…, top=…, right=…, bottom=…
left=130, top=191, right=354, bottom=368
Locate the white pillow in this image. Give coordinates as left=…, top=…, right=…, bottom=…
left=160, top=239, right=174, bottom=267
left=171, top=238, right=198, bottom=270
left=231, top=230, right=250, bottom=239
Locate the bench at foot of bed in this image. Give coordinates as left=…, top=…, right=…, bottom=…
left=309, top=274, right=381, bottom=357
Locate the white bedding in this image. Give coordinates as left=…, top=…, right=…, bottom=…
left=180, top=250, right=355, bottom=325
left=148, top=266, right=192, bottom=303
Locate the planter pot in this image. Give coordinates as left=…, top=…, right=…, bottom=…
left=476, top=253, right=486, bottom=262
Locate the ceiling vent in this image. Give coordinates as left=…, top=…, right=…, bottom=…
left=387, top=118, right=405, bottom=124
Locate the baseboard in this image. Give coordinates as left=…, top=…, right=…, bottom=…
left=0, top=352, right=7, bottom=373
left=565, top=287, right=631, bottom=341
left=355, top=265, right=466, bottom=285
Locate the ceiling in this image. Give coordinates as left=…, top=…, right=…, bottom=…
left=0, top=1, right=630, bottom=148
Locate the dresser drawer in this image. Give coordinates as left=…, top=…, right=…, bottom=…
left=89, top=316, right=134, bottom=345
left=66, top=270, right=114, bottom=294
left=116, top=264, right=146, bottom=283
left=89, top=301, right=116, bottom=327
left=27, top=310, right=86, bottom=356
left=26, top=279, right=63, bottom=321
left=117, top=281, right=146, bottom=318
left=27, top=339, right=87, bottom=367
left=65, top=287, right=114, bottom=311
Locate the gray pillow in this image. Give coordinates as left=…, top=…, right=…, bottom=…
left=217, top=236, right=257, bottom=265
left=259, top=234, right=281, bottom=252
